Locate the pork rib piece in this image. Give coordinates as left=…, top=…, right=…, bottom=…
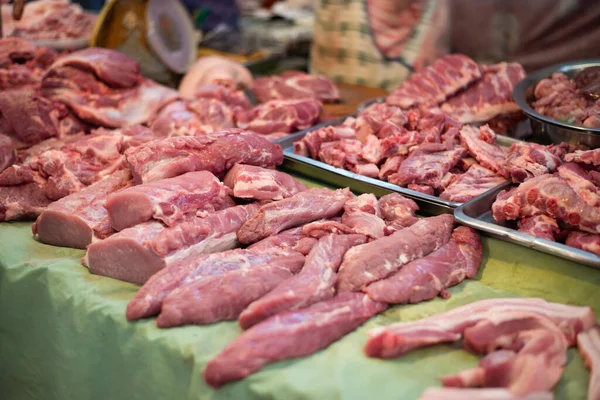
left=459, top=125, right=506, bottom=174
left=365, top=298, right=596, bottom=359
left=364, top=227, right=482, bottom=303
left=32, top=170, right=132, bottom=249
left=418, top=388, right=553, bottom=400
left=125, top=130, right=283, bottom=183
left=223, top=164, right=307, bottom=201
left=0, top=133, right=16, bottom=173
left=503, top=142, right=562, bottom=183
left=237, top=187, right=353, bottom=244
left=577, top=327, right=600, bottom=400
left=558, top=163, right=600, bottom=207
left=566, top=231, right=600, bottom=257
left=293, top=124, right=357, bottom=158
left=353, top=102, right=407, bottom=141
left=517, top=215, right=560, bottom=242
left=440, top=164, right=506, bottom=202
left=252, top=72, right=339, bottom=103
left=203, top=292, right=387, bottom=388
left=387, top=54, right=481, bottom=109
left=337, top=214, right=454, bottom=292
left=238, top=234, right=367, bottom=329
left=564, top=148, right=600, bottom=166
left=440, top=62, right=526, bottom=123
left=236, top=98, right=322, bottom=135
left=156, top=250, right=306, bottom=327
left=341, top=194, right=386, bottom=239
left=85, top=203, right=259, bottom=284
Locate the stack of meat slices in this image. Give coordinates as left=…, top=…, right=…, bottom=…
left=492, top=144, right=600, bottom=257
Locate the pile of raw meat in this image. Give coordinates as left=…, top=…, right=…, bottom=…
left=365, top=297, right=599, bottom=400
left=1, top=0, right=96, bottom=41
left=492, top=143, right=600, bottom=257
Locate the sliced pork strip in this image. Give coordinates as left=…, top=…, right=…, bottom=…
left=32, top=170, right=132, bottom=249
left=238, top=234, right=367, bottom=329
left=577, top=327, right=600, bottom=400
left=237, top=187, right=353, bottom=244
left=203, top=292, right=387, bottom=388
left=418, top=388, right=553, bottom=400
left=341, top=194, right=386, bottom=239
left=336, top=214, right=454, bottom=292
left=223, top=164, right=307, bottom=201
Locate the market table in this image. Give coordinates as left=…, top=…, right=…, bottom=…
left=1, top=176, right=599, bottom=400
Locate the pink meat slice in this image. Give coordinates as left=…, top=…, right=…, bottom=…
left=125, top=130, right=283, bottom=183
left=459, top=125, right=506, bottom=174
left=0, top=133, right=16, bottom=172
left=364, top=226, right=482, bottom=303
left=223, top=163, right=307, bottom=201
left=341, top=194, right=386, bottom=239
left=203, top=292, right=387, bottom=388
left=517, top=215, right=560, bottom=242
left=564, top=149, right=600, bottom=166
left=293, top=124, right=357, bottom=159
left=418, top=388, right=553, bottom=400
left=238, top=233, right=367, bottom=329
left=248, top=226, right=318, bottom=256
left=155, top=250, right=306, bottom=327
left=577, top=327, right=600, bottom=400
left=336, top=214, right=454, bottom=292
left=32, top=170, right=132, bottom=249
left=440, top=164, right=506, bottom=202
left=105, top=171, right=228, bottom=231
left=150, top=99, right=234, bottom=137
left=301, top=219, right=357, bottom=238
left=378, top=193, right=419, bottom=224
left=85, top=203, right=259, bottom=285
left=379, top=155, right=405, bottom=181
left=0, top=181, right=52, bottom=221
left=353, top=102, right=407, bottom=141
left=566, top=231, right=600, bottom=256
left=364, top=298, right=596, bottom=359
left=236, top=98, right=322, bottom=135
left=558, top=163, right=600, bottom=207
left=503, top=142, right=562, bottom=183
left=236, top=187, right=353, bottom=244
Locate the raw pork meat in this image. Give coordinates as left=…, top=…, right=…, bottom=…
left=178, top=57, right=253, bottom=96
left=293, top=124, right=356, bottom=158
left=364, top=227, right=482, bottom=303
left=238, top=234, right=367, bottom=329
left=223, top=164, right=307, bottom=201
left=459, top=125, right=506, bottom=174
left=105, top=171, right=229, bottom=231
left=0, top=133, right=16, bottom=172
left=566, top=231, right=600, bottom=256
left=564, top=149, right=600, bottom=166
left=341, top=194, right=386, bottom=239
left=150, top=98, right=234, bottom=137
left=248, top=226, right=318, bottom=256
left=237, top=187, right=353, bottom=244
left=387, top=54, right=481, bottom=109
left=0, top=38, right=37, bottom=66
left=336, top=214, right=454, bottom=292
left=558, top=163, right=600, bottom=207
left=192, top=84, right=251, bottom=110
left=301, top=219, right=357, bottom=238
left=85, top=204, right=259, bottom=284
left=577, top=327, right=600, bottom=400
left=236, top=98, right=322, bottom=135
left=418, top=388, right=553, bottom=400
left=440, top=62, right=526, bottom=123
left=378, top=193, right=419, bottom=231
left=503, top=142, right=562, bottom=183
left=517, top=215, right=560, bottom=242
left=252, top=71, right=339, bottom=103
left=353, top=103, right=407, bottom=141
left=155, top=250, right=306, bottom=327
left=203, top=292, right=387, bottom=388
left=440, top=164, right=507, bottom=202
left=379, top=155, right=405, bottom=181
left=364, top=298, right=595, bottom=359
left=125, top=130, right=283, bottom=183
left=0, top=182, right=51, bottom=221
left=32, top=170, right=132, bottom=249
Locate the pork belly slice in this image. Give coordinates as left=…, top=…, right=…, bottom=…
left=566, top=231, right=600, bottom=256
left=459, top=125, right=506, bottom=174
left=364, top=227, right=481, bottom=303
left=564, top=148, right=600, bottom=166
left=418, top=388, right=553, bottom=400
left=248, top=226, right=318, bottom=255
left=558, top=163, right=600, bottom=207
left=491, top=174, right=600, bottom=234
left=336, top=214, right=454, bottom=292
left=85, top=203, right=259, bottom=285
left=32, top=170, right=132, bottom=249
left=237, top=187, right=353, bottom=244
left=155, top=250, right=306, bottom=327
left=238, top=234, right=367, bottom=329
left=577, top=327, right=600, bottom=400
left=387, top=54, right=481, bottom=109
left=341, top=194, right=386, bottom=239
left=503, top=142, right=562, bottom=183
left=203, top=292, right=387, bottom=388
left=223, top=164, right=307, bottom=201
left=125, top=130, right=283, bottom=183
left=0, top=133, right=16, bottom=173
left=440, top=164, right=506, bottom=203
left=365, top=298, right=595, bottom=359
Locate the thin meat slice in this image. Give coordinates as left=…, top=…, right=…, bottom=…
left=203, top=292, right=387, bottom=388
left=503, top=142, right=562, bottom=183
left=341, top=194, right=386, bottom=239
left=85, top=203, right=259, bottom=285
left=248, top=226, right=318, bottom=256
left=105, top=171, right=229, bottom=231
left=517, top=215, right=560, bottom=242
left=238, top=234, right=367, bottom=329
left=566, top=231, right=600, bottom=256
left=0, top=133, right=16, bottom=172
left=418, top=388, right=553, bottom=400
left=365, top=298, right=595, bottom=359
left=223, top=164, right=307, bottom=201
left=577, top=327, right=600, bottom=400
left=155, top=250, right=306, bottom=327
left=459, top=125, right=506, bottom=174
left=337, top=214, right=454, bottom=292
left=564, top=149, right=600, bottom=166
left=32, top=170, right=132, bottom=249
left=558, top=163, right=600, bottom=207
left=440, top=164, right=506, bottom=202
left=237, top=187, right=353, bottom=244
left=364, top=227, right=482, bottom=303
left=378, top=193, right=419, bottom=226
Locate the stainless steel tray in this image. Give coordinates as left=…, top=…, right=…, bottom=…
left=455, top=181, right=600, bottom=268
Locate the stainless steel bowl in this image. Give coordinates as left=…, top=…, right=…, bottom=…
left=513, top=60, right=600, bottom=148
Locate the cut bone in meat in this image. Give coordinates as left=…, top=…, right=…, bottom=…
left=223, top=164, right=307, bottom=201
left=576, top=327, right=600, bottom=400
left=0, top=133, right=16, bottom=173
left=517, top=215, right=560, bottom=242
left=440, top=164, right=507, bottom=203
left=125, top=130, right=283, bottom=183
left=32, top=169, right=132, bottom=249
left=566, top=231, right=600, bottom=256
left=558, top=162, right=600, bottom=207
left=252, top=72, right=339, bottom=103
left=203, top=292, right=387, bottom=388
left=459, top=125, right=506, bottom=174
left=236, top=98, right=322, bottom=135
left=564, top=148, right=600, bottom=166
left=353, top=102, right=407, bottom=142
left=341, top=194, right=386, bottom=239
left=387, top=54, right=481, bottom=109
left=238, top=233, right=367, bottom=329
left=503, top=142, right=562, bottom=183
left=336, top=214, right=454, bottom=292
left=105, top=171, right=229, bottom=231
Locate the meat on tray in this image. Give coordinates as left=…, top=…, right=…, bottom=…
left=235, top=98, right=322, bottom=136
left=378, top=193, right=419, bottom=230
left=223, top=163, right=307, bottom=201
left=252, top=71, right=340, bottom=103
left=418, top=388, right=553, bottom=400
left=440, top=164, right=506, bottom=202
left=517, top=215, right=560, bottom=242
left=340, top=194, right=386, bottom=239
left=503, top=142, right=562, bottom=183
left=557, top=163, right=600, bottom=207
left=458, top=125, right=506, bottom=174
left=577, top=327, right=600, bottom=400
left=565, top=148, right=600, bottom=166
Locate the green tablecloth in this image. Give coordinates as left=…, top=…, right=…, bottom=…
left=1, top=178, right=599, bottom=400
